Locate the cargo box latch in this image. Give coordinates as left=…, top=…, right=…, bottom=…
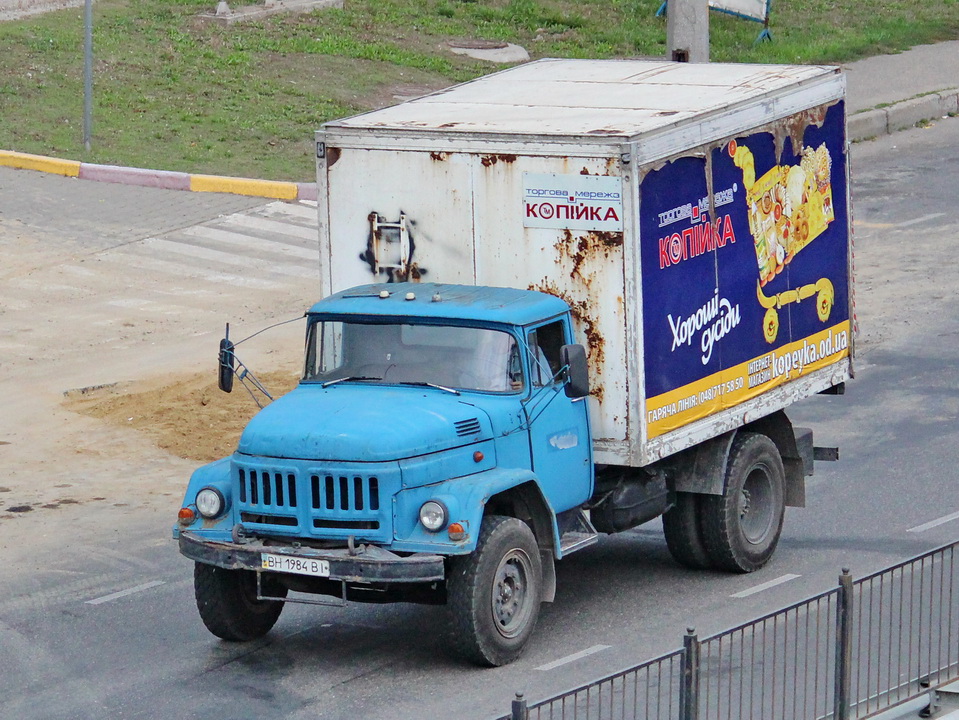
left=368, top=212, right=412, bottom=278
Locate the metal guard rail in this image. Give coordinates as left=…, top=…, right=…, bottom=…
left=500, top=539, right=959, bottom=720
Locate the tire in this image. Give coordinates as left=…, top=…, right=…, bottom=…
left=194, top=562, right=287, bottom=641
left=662, top=492, right=713, bottom=569
left=447, top=515, right=543, bottom=667
left=701, top=433, right=786, bottom=573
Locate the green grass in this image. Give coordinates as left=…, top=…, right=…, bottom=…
left=2, top=0, right=958, bottom=180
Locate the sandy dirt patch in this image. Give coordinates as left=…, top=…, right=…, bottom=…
left=62, top=368, right=301, bottom=464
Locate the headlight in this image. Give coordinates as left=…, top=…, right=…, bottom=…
left=196, top=487, right=225, bottom=519
left=419, top=500, right=448, bottom=532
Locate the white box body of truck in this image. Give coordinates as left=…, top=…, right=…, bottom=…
left=315, top=59, right=853, bottom=469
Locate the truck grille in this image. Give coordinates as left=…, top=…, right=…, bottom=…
left=233, top=459, right=393, bottom=541
left=239, top=468, right=297, bottom=508
left=310, top=474, right=381, bottom=531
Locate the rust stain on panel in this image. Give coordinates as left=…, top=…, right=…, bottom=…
left=579, top=158, right=620, bottom=177
left=528, top=278, right=606, bottom=404
left=770, top=105, right=830, bottom=163
left=554, top=230, right=625, bottom=282
left=480, top=154, right=518, bottom=168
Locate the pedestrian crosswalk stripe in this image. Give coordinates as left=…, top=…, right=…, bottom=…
left=259, top=200, right=318, bottom=221
left=138, top=237, right=317, bottom=279
left=105, top=298, right=188, bottom=315
left=7, top=277, right=90, bottom=295
left=218, top=213, right=317, bottom=241
left=181, top=225, right=316, bottom=260
left=106, top=247, right=287, bottom=290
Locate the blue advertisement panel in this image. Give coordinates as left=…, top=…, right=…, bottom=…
left=641, top=102, right=851, bottom=438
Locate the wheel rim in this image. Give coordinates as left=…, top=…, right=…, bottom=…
left=739, top=466, right=774, bottom=545
left=490, top=548, right=535, bottom=639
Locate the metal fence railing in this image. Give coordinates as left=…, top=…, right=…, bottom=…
left=505, top=648, right=686, bottom=720
left=849, top=543, right=959, bottom=718
left=501, top=539, right=959, bottom=720
left=697, top=589, right=840, bottom=720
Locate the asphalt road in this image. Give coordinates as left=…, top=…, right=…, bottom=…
left=2, top=117, right=959, bottom=720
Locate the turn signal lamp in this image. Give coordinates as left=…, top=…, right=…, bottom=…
left=448, top=522, right=466, bottom=541
left=178, top=507, right=196, bottom=524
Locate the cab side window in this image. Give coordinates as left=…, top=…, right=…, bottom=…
left=528, top=321, right=565, bottom=387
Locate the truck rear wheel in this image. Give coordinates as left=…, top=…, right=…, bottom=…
left=702, top=432, right=785, bottom=573
left=662, top=492, right=713, bottom=569
left=194, top=562, right=287, bottom=641
left=447, top=515, right=543, bottom=667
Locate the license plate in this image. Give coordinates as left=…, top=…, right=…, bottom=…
left=261, top=553, right=330, bottom=577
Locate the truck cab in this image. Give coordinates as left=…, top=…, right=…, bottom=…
left=176, top=282, right=596, bottom=666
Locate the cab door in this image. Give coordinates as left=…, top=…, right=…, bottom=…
left=523, top=319, right=593, bottom=511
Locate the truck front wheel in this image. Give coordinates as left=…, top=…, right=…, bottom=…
left=447, top=515, right=543, bottom=667
left=194, top=562, right=287, bottom=641
left=702, top=432, right=785, bottom=573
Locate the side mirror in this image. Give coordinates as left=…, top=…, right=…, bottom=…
left=561, top=344, right=589, bottom=399
left=218, top=337, right=235, bottom=393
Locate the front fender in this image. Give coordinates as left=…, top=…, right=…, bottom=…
left=172, top=456, right=234, bottom=539
left=391, top=468, right=559, bottom=555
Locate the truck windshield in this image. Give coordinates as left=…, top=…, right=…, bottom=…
left=303, top=320, right=523, bottom=393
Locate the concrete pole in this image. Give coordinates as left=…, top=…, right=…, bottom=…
left=83, top=0, right=92, bottom=151
left=666, top=0, right=709, bottom=63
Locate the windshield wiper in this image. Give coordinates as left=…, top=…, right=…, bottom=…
left=397, top=381, right=460, bottom=395
left=321, top=375, right=382, bottom=388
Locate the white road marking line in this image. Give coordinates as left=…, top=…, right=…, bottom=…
left=183, top=224, right=316, bottom=259
left=86, top=580, right=166, bottom=605
left=898, top=212, right=946, bottom=228
left=218, top=213, right=317, bottom=241
left=92, top=251, right=286, bottom=291
left=0, top=295, right=31, bottom=311
left=104, top=297, right=158, bottom=308
left=731, top=573, right=801, bottom=598
left=259, top=200, right=319, bottom=221
left=58, top=264, right=98, bottom=278
left=907, top=511, right=959, bottom=533
left=105, top=297, right=187, bottom=315
left=140, top=237, right=316, bottom=279
left=7, top=278, right=87, bottom=294
left=536, top=644, right=610, bottom=671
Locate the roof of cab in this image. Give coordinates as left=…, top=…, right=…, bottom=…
left=308, top=283, right=570, bottom=326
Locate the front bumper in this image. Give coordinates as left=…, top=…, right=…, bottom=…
left=179, top=531, right=446, bottom=583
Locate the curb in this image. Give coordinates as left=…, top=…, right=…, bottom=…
left=849, top=89, right=959, bottom=142
left=0, top=150, right=317, bottom=202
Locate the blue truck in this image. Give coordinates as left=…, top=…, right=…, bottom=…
left=175, top=59, right=853, bottom=665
